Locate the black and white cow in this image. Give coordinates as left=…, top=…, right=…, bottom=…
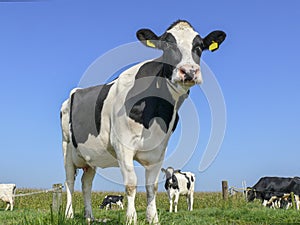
left=61, top=20, right=226, bottom=224
left=100, top=195, right=124, bottom=210
left=246, top=176, right=300, bottom=209
left=161, top=167, right=195, bottom=212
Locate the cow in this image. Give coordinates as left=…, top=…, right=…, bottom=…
left=246, top=176, right=300, bottom=209
left=161, top=167, right=195, bottom=212
left=100, top=195, right=124, bottom=210
left=60, top=20, right=226, bottom=224
left=0, top=184, right=16, bottom=211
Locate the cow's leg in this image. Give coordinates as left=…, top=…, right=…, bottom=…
left=174, top=192, right=180, bottom=213
left=118, top=201, right=124, bottom=210
left=118, top=154, right=137, bottom=225
left=169, top=192, right=173, bottom=212
left=190, top=192, right=194, bottom=211
left=64, top=142, right=76, bottom=219
left=81, top=166, right=96, bottom=219
left=145, top=164, right=161, bottom=224
left=186, top=195, right=191, bottom=211
left=10, top=199, right=14, bottom=211
left=5, top=203, right=10, bottom=211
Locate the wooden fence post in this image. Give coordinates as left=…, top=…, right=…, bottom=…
left=291, top=192, right=296, bottom=209
left=52, top=183, right=63, bottom=213
left=222, top=180, right=228, bottom=200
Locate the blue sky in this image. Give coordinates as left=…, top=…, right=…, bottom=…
left=0, top=0, right=299, bottom=193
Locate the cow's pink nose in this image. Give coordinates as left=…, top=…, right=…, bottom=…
left=179, top=65, right=200, bottom=82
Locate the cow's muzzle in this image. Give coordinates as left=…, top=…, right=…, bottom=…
left=178, top=65, right=201, bottom=84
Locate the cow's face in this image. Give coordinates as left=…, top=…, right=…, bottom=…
left=161, top=167, right=174, bottom=179
left=137, top=20, right=226, bottom=89
left=246, top=188, right=256, bottom=201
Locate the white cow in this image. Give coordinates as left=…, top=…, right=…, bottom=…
left=0, top=184, right=16, bottom=211
left=161, top=167, right=195, bottom=212
left=61, top=20, right=226, bottom=224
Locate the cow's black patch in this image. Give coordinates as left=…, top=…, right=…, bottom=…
left=125, top=61, right=178, bottom=133
left=180, top=172, right=191, bottom=190
left=95, top=83, right=114, bottom=133
left=70, top=92, right=77, bottom=148
left=165, top=175, right=179, bottom=190
left=192, top=35, right=203, bottom=64
left=159, top=33, right=182, bottom=71
left=70, top=84, right=113, bottom=147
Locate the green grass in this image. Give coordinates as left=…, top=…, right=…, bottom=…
left=0, top=190, right=300, bottom=224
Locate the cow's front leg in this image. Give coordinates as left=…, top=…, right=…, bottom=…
left=81, top=166, right=96, bottom=219
left=118, top=156, right=137, bottom=225
left=145, top=164, right=162, bottom=225
left=174, top=192, right=180, bottom=213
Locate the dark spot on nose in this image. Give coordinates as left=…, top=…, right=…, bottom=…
left=184, top=73, right=193, bottom=81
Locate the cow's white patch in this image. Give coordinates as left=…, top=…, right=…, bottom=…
left=77, top=135, right=119, bottom=168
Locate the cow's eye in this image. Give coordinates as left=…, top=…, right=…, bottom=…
left=193, top=45, right=202, bottom=55
left=165, top=42, right=175, bottom=49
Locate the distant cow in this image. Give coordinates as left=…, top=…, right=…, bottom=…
left=161, top=167, right=195, bottom=212
left=246, top=176, right=300, bottom=209
left=0, top=184, right=16, bottom=211
left=100, top=195, right=124, bottom=210
left=61, top=20, right=226, bottom=224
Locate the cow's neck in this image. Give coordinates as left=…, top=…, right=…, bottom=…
left=160, top=62, right=190, bottom=107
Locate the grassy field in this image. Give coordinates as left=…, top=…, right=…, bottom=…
left=0, top=189, right=300, bottom=224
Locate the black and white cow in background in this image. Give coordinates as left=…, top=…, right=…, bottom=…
left=161, top=167, right=195, bottom=212
left=61, top=20, right=226, bottom=224
left=100, top=195, right=124, bottom=210
left=246, top=176, right=300, bottom=209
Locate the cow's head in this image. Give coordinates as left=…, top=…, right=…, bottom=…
left=246, top=187, right=256, bottom=202
left=161, top=167, right=180, bottom=179
left=137, top=20, right=226, bottom=89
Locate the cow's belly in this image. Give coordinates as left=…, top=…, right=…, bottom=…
left=75, top=134, right=119, bottom=168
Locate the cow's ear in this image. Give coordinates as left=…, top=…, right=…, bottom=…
left=161, top=168, right=166, bottom=173
left=202, top=30, right=226, bottom=52
left=136, top=29, right=160, bottom=49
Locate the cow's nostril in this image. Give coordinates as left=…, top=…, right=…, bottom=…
left=179, top=68, right=186, bottom=75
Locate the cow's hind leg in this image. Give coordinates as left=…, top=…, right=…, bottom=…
left=81, top=166, right=96, bottom=219
left=186, top=195, right=191, bottom=211
left=64, top=142, right=76, bottom=219
left=189, top=192, right=194, bottom=211
left=145, top=164, right=161, bottom=224
left=5, top=203, right=10, bottom=211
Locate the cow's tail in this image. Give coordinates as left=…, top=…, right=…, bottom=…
left=60, top=99, right=71, bottom=143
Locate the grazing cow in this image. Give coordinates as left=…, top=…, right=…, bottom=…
left=61, top=20, right=226, bottom=224
left=0, top=184, right=16, bottom=211
left=246, top=176, right=300, bottom=209
left=100, top=195, right=124, bottom=210
left=161, top=167, right=195, bottom=212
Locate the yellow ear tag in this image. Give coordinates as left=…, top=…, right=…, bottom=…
left=209, top=41, right=219, bottom=51
left=146, top=40, right=156, bottom=48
